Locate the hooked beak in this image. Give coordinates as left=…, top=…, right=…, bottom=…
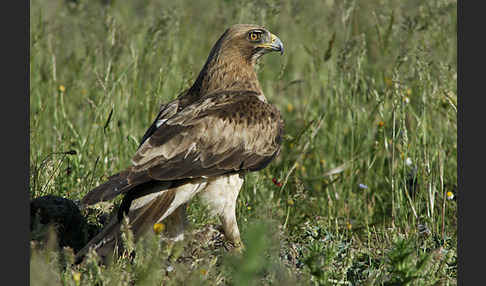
left=258, top=33, right=284, bottom=55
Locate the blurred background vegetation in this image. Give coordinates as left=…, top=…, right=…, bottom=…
left=30, top=0, right=457, bottom=285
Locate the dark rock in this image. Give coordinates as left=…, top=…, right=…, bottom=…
left=30, top=195, right=99, bottom=252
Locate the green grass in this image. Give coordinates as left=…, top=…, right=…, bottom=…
left=30, top=0, right=457, bottom=285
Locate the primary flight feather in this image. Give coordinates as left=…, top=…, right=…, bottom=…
left=77, top=24, right=284, bottom=262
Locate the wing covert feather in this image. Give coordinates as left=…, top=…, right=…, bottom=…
left=130, top=92, right=283, bottom=181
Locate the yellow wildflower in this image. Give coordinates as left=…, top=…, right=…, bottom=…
left=72, top=271, right=81, bottom=285
left=59, top=85, right=66, bottom=93
left=446, top=191, right=454, bottom=200
left=346, top=222, right=352, bottom=230
left=287, top=103, right=294, bottom=112
left=153, top=223, right=165, bottom=234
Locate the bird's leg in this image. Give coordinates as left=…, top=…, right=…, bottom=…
left=219, top=201, right=244, bottom=251
left=198, top=173, right=244, bottom=251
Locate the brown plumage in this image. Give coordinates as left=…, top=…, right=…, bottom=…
left=76, top=24, right=284, bottom=263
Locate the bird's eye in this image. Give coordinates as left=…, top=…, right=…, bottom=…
left=248, top=31, right=262, bottom=42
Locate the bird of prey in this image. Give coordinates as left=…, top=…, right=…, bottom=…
left=76, top=24, right=284, bottom=262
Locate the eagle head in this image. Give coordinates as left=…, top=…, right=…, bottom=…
left=190, top=24, right=284, bottom=94
left=218, top=24, right=284, bottom=64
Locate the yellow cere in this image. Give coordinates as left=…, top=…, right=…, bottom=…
left=153, top=223, right=165, bottom=234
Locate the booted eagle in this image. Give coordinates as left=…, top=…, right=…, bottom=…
left=76, top=24, right=284, bottom=262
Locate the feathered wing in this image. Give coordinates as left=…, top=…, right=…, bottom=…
left=137, top=97, right=182, bottom=149
left=132, top=90, right=284, bottom=178
left=81, top=90, right=283, bottom=207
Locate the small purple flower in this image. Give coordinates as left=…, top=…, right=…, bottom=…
left=358, top=183, right=368, bottom=189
